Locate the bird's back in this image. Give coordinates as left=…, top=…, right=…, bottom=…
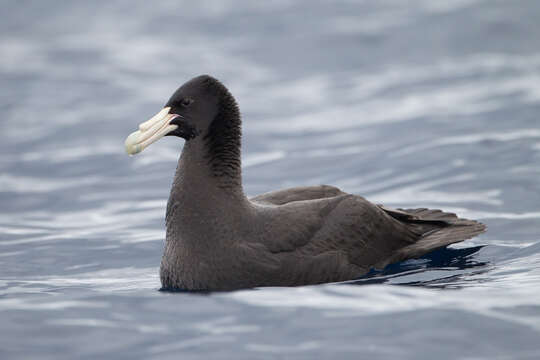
left=246, top=187, right=485, bottom=287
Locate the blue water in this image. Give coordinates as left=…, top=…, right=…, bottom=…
left=1, top=1, right=540, bottom=359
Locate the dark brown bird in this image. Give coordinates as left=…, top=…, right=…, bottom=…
left=125, top=75, right=486, bottom=291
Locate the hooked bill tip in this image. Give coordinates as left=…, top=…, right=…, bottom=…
left=125, top=131, right=142, bottom=155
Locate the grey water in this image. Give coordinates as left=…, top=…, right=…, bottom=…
left=1, top=0, right=540, bottom=359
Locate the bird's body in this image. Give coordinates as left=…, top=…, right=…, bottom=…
left=125, top=75, right=486, bottom=291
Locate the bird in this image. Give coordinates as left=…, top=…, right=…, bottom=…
left=125, top=75, right=486, bottom=291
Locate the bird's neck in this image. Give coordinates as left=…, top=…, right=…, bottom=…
left=170, top=133, right=246, bottom=208
left=168, top=94, right=247, bottom=223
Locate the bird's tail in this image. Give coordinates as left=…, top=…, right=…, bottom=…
left=380, top=206, right=486, bottom=261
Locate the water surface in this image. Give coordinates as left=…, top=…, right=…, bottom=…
left=1, top=1, right=540, bottom=359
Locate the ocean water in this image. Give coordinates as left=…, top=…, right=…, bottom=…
left=1, top=0, right=540, bottom=359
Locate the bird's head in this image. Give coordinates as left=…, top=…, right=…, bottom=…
left=125, top=75, right=239, bottom=155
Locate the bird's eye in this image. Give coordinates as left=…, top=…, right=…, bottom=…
left=180, top=98, right=193, bottom=107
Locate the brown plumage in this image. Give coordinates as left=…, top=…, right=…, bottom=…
left=126, top=75, right=486, bottom=291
